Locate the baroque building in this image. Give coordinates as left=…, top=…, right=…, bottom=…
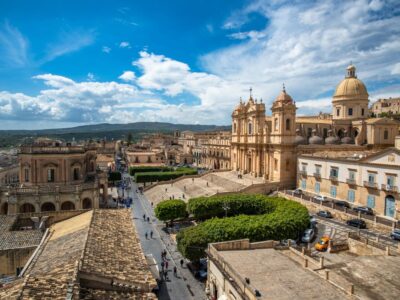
left=231, top=65, right=400, bottom=184
left=0, top=138, right=108, bottom=215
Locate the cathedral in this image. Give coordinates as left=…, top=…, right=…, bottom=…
left=231, top=64, right=399, bottom=184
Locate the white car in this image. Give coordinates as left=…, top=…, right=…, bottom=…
left=313, top=195, right=328, bottom=202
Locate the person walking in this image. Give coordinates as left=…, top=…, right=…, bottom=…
left=173, top=266, right=177, bottom=277
left=165, top=261, right=169, bottom=269
left=145, top=232, right=148, bottom=239
left=143, top=214, right=146, bottom=221
left=161, top=261, right=165, bottom=271
left=147, top=217, right=150, bottom=222
left=180, top=259, right=184, bottom=268
left=150, top=230, right=153, bottom=239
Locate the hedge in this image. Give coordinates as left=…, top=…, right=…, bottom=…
left=134, top=167, right=197, bottom=183
left=155, top=199, right=187, bottom=222
left=188, top=194, right=276, bottom=220
left=177, top=195, right=309, bottom=261
left=129, top=166, right=172, bottom=176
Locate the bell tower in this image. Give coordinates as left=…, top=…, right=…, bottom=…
left=268, top=84, right=297, bottom=183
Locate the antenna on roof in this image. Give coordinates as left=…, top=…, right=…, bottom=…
left=282, top=83, right=286, bottom=92
left=249, top=87, right=253, bottom=98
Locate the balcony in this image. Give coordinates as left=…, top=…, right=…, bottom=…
left=298, top=170, right=307, bottom=177
left=329, top=175, right=338, bottom=182
left=346, top=178, right=357, bottom=185
left=364, top=181, right=378, bottom=189
left=381, top=184, right=398, bottom=193
left=313, top=173, right=321, bottom=180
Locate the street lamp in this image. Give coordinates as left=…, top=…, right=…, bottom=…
left=222, top=202, right=230, bottom=218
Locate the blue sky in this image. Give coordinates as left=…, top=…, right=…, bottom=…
left=0, top=0, right=399, bottom=129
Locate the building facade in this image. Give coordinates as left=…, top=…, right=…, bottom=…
left=297, top=143, right=400, bottom=219
left=0, top=139, right=107, bottom=215
left=371, top=97, right=400, bottom=117
left=232, top=65, right=399, bottom=185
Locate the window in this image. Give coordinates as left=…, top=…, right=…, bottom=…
left=24, top=168, right=29, bottom=182
left=367, top=195, right=375, bottom=208
left=73, top=168, right=80, bottom=181
left=368, top=173, right=375, bottom=183
left=233, top=123, right=237, bottom=133
left=330, top=186, right=337, bottom=198
left=347, top=190, right=355, bottom=202
left=286, top=118, right=291, bottom=131
left=274, top=118, right=279, bottom=131
left=315, top=182, right=320, bottom=194
left=336, top=108, right=340, bottom=116
left=330, top=167, right=338, bottom=178
left=384, top=130, right=388, bottom=140
left=387, top=175, right=395, bottom=187
left=361, top=108, right=365, bottom=116
left=47, top=169, right=55, bottom=182
left=349, top=170, right=356, bottom=180
left=274, top=159, right=278, bottom=171
left=248, top=122, right=252, bottom=135
left=315, top=165, right=321, bottom=175
left=301, top=163, right=307, bottom=173
left=301, top=179, right=306, bottom=190
left=348, top=108, right=353, bottom=116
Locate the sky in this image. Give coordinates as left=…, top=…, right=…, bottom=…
left=0, top=0, right=399, bottom=130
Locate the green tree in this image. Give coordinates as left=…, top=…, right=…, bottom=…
left=155, top=200, right=187, bottom=224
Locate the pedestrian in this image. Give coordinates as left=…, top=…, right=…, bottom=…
left=145, top=232, right=148, bottom=239
left=151, top=202, right=153, bottom=207
left=173, top=266, right=177, bottom=277
left=165, top=261, right=169, bottom=269
left=150, top=230, right=153, bottom=238
left=161, top=251, right=164, bottom=259
left=165, top=187, right=167, bottom=192
left=184, top=185, right=186, bottom=191
left=147, top=217, right=150, bottom=222
left=180, top=259, right=184, bottom=268
left=164, top=270, right=168, bottom=280
left=182, top=193, right=185, bottom=199
left=192, top=178, right=194, bottom=183
left=207, top=181, right=209, bottom=187
left=163, top=250, right=167, bottom=258
left=143, top=214, right=146, bottom=221
left=161, top=261, right=165, bottom=270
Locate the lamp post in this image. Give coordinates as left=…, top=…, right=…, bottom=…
left=222, top=202, right=230, bottom=218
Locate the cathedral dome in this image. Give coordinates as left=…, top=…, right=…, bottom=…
left=274, top=84, right=293, bottom=103
left=333, top=64, right=368, bottom=102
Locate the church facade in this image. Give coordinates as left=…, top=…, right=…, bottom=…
left=231, top=65, right=399, bottom=184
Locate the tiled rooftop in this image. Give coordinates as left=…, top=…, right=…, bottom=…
left=1, top=209, right=156, bottom=299
left=0, top=215, right=44, bottom=251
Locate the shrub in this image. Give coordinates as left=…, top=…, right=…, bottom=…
left=134, top=168, right=197, bottom=183
left=177, top=195, right=309, bottom=261
left=155, top=199, right=187, bottom=222
left=129, top=166, right=172, bottom=176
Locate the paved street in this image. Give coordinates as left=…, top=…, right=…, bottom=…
left=122, top=173, right=206, bottom=300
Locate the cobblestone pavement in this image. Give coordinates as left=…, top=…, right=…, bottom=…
left=123, top=173, right=207, bottom=300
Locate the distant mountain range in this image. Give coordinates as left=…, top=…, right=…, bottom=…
left=0, top=122, right=231, bottom=148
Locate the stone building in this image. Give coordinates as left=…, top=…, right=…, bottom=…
left=0, top=165, right=19, bottom=186
left=298, top=139, right=400, bottom=219
left=232, top=65, right=399, bottom=184
left=201, top=131, right=231, bottom=170
left=371, top=97, right=400, bottom=116
left=0, top=139, right=108, bottom=215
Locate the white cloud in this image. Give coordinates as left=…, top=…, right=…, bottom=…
left=119, top=70, right=136, bottom=82
left=102, top=46, right=111, bottom=53
left=119, top=41, right=131, bottom=48
left=0, top=21, right=30, bottom=68
left=87, top=72, right=95, bottom=81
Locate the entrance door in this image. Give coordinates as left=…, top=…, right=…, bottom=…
left=247, top=157, right=252, bottom=173
left=385, top=195, right=395, bottom=218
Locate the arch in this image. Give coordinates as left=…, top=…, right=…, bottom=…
left=385, top=195, right=395, bottom=218
left=1, top=202, right=8, bottom=215
left=19, top=203, right=36, bottom=213
left=337, top=129, right=345, bottom=138
left=61, top=201, right=75, bottom=211
left=82, top=198, right=92, bottom=209
left=285, top=118, right=291, bottom=131
left=353, top=128, right=359, bottom=137
left=41, top=202, right=56, bottom=212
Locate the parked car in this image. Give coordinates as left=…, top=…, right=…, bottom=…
left=315, top=236, right=331, bottom=251
left=280, top=239, right=297, bottom=247
left=317, top=210, right=333, bottom=218
left=390, top=229, right=400, bottom=241
left=313, top=195, right=328, bottom=202
left=334, top=200, right=351, bottom=208
left=293, top=188, right=303, bottom=195
left=353, top=206, right=374, bottom=215
left=346, top=219, right=367, bottom=229
left=301, top=228, right=315, bottom=243
left=309, top=215, right=318, bottom=227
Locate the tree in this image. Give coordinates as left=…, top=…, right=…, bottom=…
left=127, top=132, right=133, bottom=146
left=155, top=200, right=187, bottom=225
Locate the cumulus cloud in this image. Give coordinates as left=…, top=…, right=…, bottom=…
left=118, top=70, right=136, bottom=82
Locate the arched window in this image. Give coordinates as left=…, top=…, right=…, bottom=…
left=47, top=168, right=55, bottom=182
left=233, top=123, right=237, bottom=133
left=73, top=167, right=80, bottom=180
left=248, top=122, right=252, bottom=135
left=20, top=203, right=35, bottom=213
left=384, top=129, right=389, bottom=140
left=24, top=168, right=30, bottom=182
left=274, top=118, right=279, bottom=131
left=41, top=202, right=56, bottom=212
left=285, top=118, right=291, bottom=131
